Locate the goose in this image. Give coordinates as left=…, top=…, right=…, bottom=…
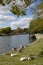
left=20, top=57, right=27, bottom=61
left=11, top=53, right=18, bottom=57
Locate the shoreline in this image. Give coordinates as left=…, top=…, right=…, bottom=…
left=0, top=39, right=41, bottom=55
left=0, top=33, right=29, bottom=36
left=0, top=34, right=43, bottom=55
left=0, top=38, right=37, bottom=55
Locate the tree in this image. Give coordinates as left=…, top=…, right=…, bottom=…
left=0, top=27, right=11, bottom=34
left=14, top=27, right=23, bottom=33
left=0, top=0, right=5, bottom=5
left=0, top=28, right=5, bottom=34
left=37, top=1, right=43, bottom=17
left=23, top=28, right=29, bottom=33
left=0, top=0, right=38, bottom=16
left=5, top=27, right=11, bottom=34
left=29, top=18, right=43, bottom=34
left=0, top=0, right=43, bottom=16
left=29, top=0, right=43, bottom=34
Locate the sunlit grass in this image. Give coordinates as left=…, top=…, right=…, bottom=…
left=0, top=39, right=43, bottom=65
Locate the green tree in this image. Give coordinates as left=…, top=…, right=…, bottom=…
left=29, top=18, right=43, bottom=34
left=37, top=1, right=43, bottom=17
left=0, top=0, right=34, bottom=16
left=0, top=0, right=43, bottom=16
left=23, top=28, right=29, bottom=33
left=5, top=27, right=11, bottom=34
left=14, top=27, right=23, bottom=33
left=0, top=27, right=11, bottom=34
left=0, top=0, right=5, bottom=5
left=0, top=28, right=5, bottom=34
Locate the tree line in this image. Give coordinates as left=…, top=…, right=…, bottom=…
left=0, top=27, right=11, bottom=35
left=0, top=27, right=29, bottom=35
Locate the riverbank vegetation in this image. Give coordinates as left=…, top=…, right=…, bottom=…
left=0, top=27, right=29, bottom=36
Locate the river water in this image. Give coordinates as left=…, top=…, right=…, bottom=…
left=0, top=34, right=33, bottom=54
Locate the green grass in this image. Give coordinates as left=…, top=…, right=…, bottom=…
left=0, top=39, right=43, bottom=65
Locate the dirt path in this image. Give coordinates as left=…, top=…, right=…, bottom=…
left=35, top=34, right=43, bottom=39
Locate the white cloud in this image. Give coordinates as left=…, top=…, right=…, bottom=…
left=15, top=0, right=25, bottom=6
left=0, top=10, right=10, bottom=15
left=0, top=21, right=3, bottom=24
left=0, top=4, right=16, bottom=21
left=11, top=17, right=33, bottom=29
left=0, top=4, right=16, bottom=29
left=0, top=15, right=16, bottom=21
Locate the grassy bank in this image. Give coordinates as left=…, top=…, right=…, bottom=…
left=0, top=39, right=43, bottom=65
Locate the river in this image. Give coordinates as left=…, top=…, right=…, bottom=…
left=0, top=34, right=33, bottom=54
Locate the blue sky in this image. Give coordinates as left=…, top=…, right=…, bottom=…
left=0, top=0, right=41, bottom=29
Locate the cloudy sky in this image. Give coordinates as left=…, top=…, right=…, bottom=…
left=0, top=0, right=41, bottom=29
